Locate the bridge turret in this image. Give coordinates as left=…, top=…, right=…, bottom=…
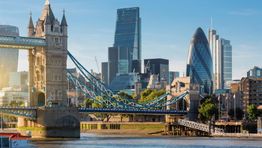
left=28, top=12, right=35, bottom=37
left=61, top=10, right=68, bottom=36
left=28, top=0, right=68, bottom=107
left=44, top=14, right=52, bottom=34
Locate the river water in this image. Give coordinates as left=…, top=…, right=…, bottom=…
left=28, top=133, right=262, bottom=148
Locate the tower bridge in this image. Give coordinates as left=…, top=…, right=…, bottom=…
left=0, top=0, right=196, bottom=138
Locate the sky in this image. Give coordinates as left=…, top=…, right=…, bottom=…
left=0, top=0, right=261, bottom=79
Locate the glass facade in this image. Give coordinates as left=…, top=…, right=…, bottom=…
left=221, top=39, right=232, bottom=88
left=108, top=47, right=118, bottom=84
left=101, top=62, right=108, bottom=86
left=144, top=58, right=169, bottom=82
left=114, top=7, right=141, bottom=74
left=208, top=29, right=232, bottom=90
left=247, top=66, right=262, bottom=78
left=169, top=71, right=179, bottom=84
left=0, top=25, right=19, bottom=89
left=109, top=73, right=137, bottom=92
left=186, top=28, right=213, bottom=94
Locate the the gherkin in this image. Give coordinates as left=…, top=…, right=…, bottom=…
left=186, top=27, right=213, bottom=94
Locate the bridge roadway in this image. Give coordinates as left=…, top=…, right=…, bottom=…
left=0, top=35, right=46, bottom=49
left=0, top=107, right=187, bottom=120
left=0, top=107, right=37, bottom=120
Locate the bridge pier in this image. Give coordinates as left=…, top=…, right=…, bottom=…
left=17, top=107, right=80, bottom=138
left=187, top=90, right=200, bottom=121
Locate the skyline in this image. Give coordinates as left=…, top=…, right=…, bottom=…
left=0, top=0, right=261, bottom=79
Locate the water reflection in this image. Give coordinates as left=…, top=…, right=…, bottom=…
left=30, top=133, right=262, bottom=148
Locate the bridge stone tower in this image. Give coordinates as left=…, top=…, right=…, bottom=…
left=17, top=0, right=80, bottom=138
left=28, top=0, right=68, bottom=107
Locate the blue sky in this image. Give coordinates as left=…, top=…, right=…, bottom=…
left=0, top=0, right=261, bottom=79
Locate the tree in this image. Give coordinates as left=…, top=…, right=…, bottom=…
left=228, top=108, right=244, bottom=120
left=198, top=99, right=218, bottom=134
left=9, top=101, right=24, bottom=107
left=141, top=89, right=153, bottom=100
left=247, top=104, right=258, bottom=121
left=199, top=99, right=218, bottom=122
left=83, top=98, right=93, bottom=108
left=91, top=96, right=112, bottom=122
left=118, top=92, right=133, bottom=100
left=139, top=89, right=165, bottom=104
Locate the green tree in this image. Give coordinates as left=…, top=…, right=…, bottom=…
left=91, top=96, right=113, bottom=122
left=247, top=104, right=258, bottom=121
left=199, top=99, right=218, bottom=122
left=118, top=92, right=133, bottom=100
left=83, top=98, right=93, bottom=108
left=9, top=101, right=24, bottom=107
left=139, top=89, right=165, bottom=104
left=198, top=99, right=218, bottom=134
left=228, top=108, right=244, bottom=120
left=141, top=89, right=153, bottom=99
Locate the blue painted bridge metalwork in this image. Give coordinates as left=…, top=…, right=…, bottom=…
left=0, top=35, right=46, bottom=49
left=0, top=107, right=37, bottom=120
left=0, top=107, right=186, bottom=121
left=78, top=108, right=187, bottom=115
left=0, top=35, right=189, bottom=120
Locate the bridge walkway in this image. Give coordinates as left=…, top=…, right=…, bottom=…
left=177, top=119, right=224, bottom=134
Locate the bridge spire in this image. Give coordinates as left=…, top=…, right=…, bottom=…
left=61, top=9, right=68, bottom=26
left=28, top=12, right=34, bottom=28
left=28, top=11, right=35, bottom=36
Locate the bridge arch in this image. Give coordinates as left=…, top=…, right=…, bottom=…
left=37, top=92, right=45, bottom=106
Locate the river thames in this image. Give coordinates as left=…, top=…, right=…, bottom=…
left=27, top=133, right=262, bottom=148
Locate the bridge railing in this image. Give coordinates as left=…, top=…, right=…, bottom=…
left=177, top=119, right=224, bottom=134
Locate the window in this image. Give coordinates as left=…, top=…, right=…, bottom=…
left=54, top=37, right=60, bottom=46
left=54, top=27, right=59, bottom=32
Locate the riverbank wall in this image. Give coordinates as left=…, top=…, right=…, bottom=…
left=81, top=122, right=165, bottom=135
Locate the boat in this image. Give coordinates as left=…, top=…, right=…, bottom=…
left=0, top=133, right=30, bottom=148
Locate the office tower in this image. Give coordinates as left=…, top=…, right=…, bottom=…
left=169, top=71, right=180, bottom=84
left=101, top=62, right=109, bottom=86
left=107, top=7, right=141, bottom=91
left=113, top=7, right=141, bottom=74
left=220, top=39, right=232, bottom=88
left=186, top=27, right=213, bottom=94
left=0, top=25, right=19, bottom=89
left=9, top=71, right=28, bottom=91
left=144, top=58, right=169, bottom=82
left=247, top=66, right=262, bottom=78
left=208, top=29, right=232, bottom=90
left=108, top=47, right=118, bottom=84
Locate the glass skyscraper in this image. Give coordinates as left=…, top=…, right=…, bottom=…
left=0, top=25, right=19, bottom=89
left=208, top=29, right=232, bottom=89
left=220, top=39, right=232, bottom=88
left=186, top=27, right=213, bottom=94
left=144, top=58, right=169, bottom=82
left=114, top=7, right=141, bottom=74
